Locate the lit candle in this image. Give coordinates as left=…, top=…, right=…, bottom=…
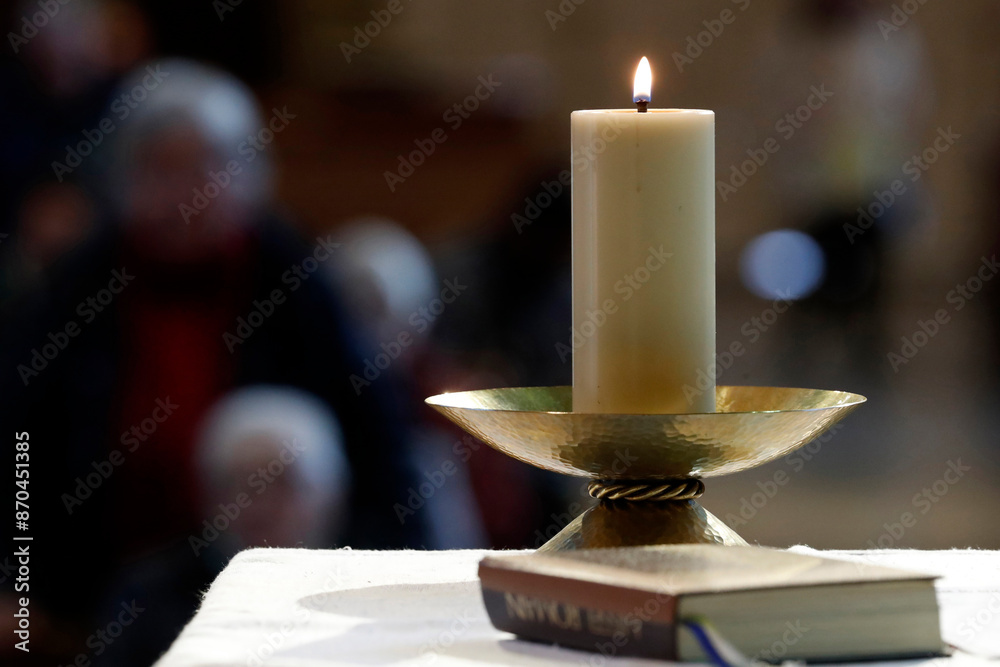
left=571, top=57, right=716, bottom=414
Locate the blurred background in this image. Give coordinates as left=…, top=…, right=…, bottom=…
left=1, top=0, right=998, bottom=663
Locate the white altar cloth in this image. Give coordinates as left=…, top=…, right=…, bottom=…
left=155, top=548, right=1000, bottom=666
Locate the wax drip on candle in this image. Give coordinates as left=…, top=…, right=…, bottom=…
left=633, top=56, right=651, bottom=113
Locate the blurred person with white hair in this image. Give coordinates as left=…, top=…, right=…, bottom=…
left=332, top=217, right=489, bottom=548
left=195, top=385, right=351, bottom=551
left=0, top=58, right=427, bottom=665
left=333, top=217, right=438, bottom=343
left=81, top=386, right=351, bottom=665
left=0, top=0, right=151, bottom=306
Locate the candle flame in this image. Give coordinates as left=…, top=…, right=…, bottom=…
left=633, top=56, right=652, bottom=104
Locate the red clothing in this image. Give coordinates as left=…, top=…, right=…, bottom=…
left=112, top=241, right=250, bottom=556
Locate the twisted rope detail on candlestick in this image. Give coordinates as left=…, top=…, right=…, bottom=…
left=588, top=478, right=705, bottom=502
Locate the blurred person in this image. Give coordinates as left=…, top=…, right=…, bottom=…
left=86, top=385, right=351, bottom=664
left=333, top=217, right=438, bottom=347
left=766, top=0, right=932, bottom=215
left=0, top=59, right=426, bottom=665
left=430, top=166, right=577, bottom=548
left=0, top=0, right=152, bottom=234
left=195, top=385, right=351, bottom=552
left=434, top=166, right=572, bottom=389
left=750, top=0, right=933, bottom=379
left=726, top=0, right=936, bottom=488
left=0, top=182, right=96, bottom=307
left=332, top=217, right=488, bottom=548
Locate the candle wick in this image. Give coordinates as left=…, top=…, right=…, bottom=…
left=636, top=101, right=648, bottom=113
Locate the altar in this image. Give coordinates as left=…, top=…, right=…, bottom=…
left=155, top=548, right=1000, bottom=666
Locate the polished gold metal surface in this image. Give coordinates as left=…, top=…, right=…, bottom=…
left=425, top=386, right=865, bottom=480
left=425, top=385, right=864, bottom=550
left=537, top=501, right=748, bottom=552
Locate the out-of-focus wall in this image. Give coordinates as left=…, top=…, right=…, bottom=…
left=276, top=0, right=1000, bottom=284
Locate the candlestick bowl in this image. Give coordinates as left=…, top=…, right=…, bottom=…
left=425, top=386, right=865, bottom=551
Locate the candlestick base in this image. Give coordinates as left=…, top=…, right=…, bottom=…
left=538, top=500, right=747, bottom=552
left=425, top=385, right=865, bottom=551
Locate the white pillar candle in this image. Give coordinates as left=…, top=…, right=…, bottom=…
left=571, top=58, right=715, bottom=414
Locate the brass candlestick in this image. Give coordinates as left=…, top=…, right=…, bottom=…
left=425, top=385, right=865, bottom=551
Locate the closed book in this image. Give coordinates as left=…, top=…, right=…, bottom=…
left=479, top=545, right=943, bottom=662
